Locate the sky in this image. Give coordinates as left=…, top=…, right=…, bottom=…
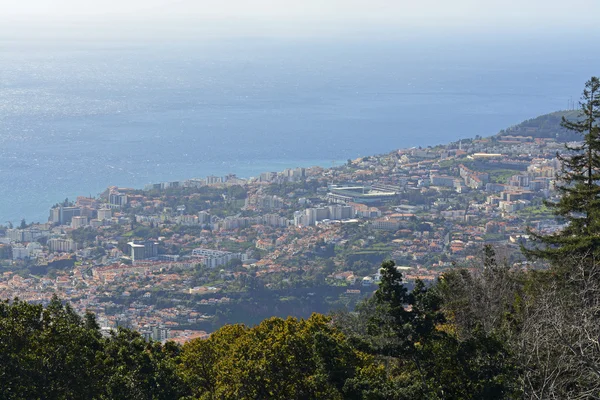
left=3, top=0, right=598, bottom=22
left=2, top=0, right=600, bottom=40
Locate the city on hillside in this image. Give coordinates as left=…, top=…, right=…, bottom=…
left=0, top=112, right=575, bottom=341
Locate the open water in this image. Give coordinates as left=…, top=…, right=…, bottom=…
left=1, top=35, right=598, bottom=223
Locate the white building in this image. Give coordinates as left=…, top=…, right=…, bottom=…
left=12, top=245, right=30, bottom=260
left=370, top=218, right=401, bottom=231
left=71, top=216, right=88, bottom=229
left=97, top=209, right=112, bottom=221
left=190, top=248, right=246, bottom=268
left=177, top=215, right=199, bottom=225
left=6, top=228, right=45, bottom=243
left=109, top=193, right=128, bottom=208
left=26, top=242, right=43, bottom=258
left=197, top=211, right=211, bottom=224
left=48, top=238, right=78, bottom=253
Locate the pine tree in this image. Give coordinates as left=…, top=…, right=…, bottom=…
left=525, top=77, right=600, bottom=263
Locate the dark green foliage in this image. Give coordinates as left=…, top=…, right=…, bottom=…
left=440, top=245, right=600, bottom=398
left=0, top=295, right=186, bottom=400
left=0, top=296, right=390, bottom=400
left=3, top=254, right=597, bottom=399
left=454, top=79, right=600, bottom=398
left=335, top=259, right=518, bottom=399
left=0, top=296, right=103, bottom=400
left=70, top=226, right=98, bottom=246
left=179, top=314, right=369, bottom=400
left=225, top=185, right=247, bottom=200
left=525, top=77, right=600, bottom=264
left=130, top=224, right=162, bottom=240
left=497, top=110, right=581, bottom=141
left=97, top=329, right=186, bottom=400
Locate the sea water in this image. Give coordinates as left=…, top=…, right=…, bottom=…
left=0, top=35, right=597, bottom=223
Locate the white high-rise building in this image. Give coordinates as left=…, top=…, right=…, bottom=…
left=97, top=209, right=112, bottom=221
left=327, top=205, right=353, bottom=220
left=71, top=216, right=88, bottom=229
left=12, top=246, right=30, bottom=260
left=109, top=193, right=128, bottom=207
left=48, top=238, right=78, bottom=252
left=304, top=208, right=317, bottom=226
left=206, top=176, right=222, bottom=185
left=198, top=211, right=211, bottom=224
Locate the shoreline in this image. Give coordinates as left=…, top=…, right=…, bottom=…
left=2, top=157, right=350, bottom=224
left=1, top=109, right=573, bottom=225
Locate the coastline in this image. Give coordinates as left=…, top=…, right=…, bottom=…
left=2, top=157, right=348, bottom=224
left=4, top=108, right=572, bottom=224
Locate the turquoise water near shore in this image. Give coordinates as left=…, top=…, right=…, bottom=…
left=1, top=36, right=598, bottom=223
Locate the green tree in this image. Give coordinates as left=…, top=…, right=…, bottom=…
left=98, top=328, right=186, bottom=400
left=0, top=295, right=104, bottom=399
left=525, top=77, right=600, bottom=264
left=366, top=261, right=444, bottom=395
left=0, top=295, right=186, bottom=400
left=337, top=260, right=518, bottom=399
left=179, top=315, right=371, bottom=400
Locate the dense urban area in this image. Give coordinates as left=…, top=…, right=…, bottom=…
left=0, top=111, right=576, bottom=342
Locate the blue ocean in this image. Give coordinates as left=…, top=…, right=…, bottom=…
left=0, top=35, right=598, bottom=223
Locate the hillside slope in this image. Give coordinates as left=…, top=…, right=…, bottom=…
left=497, top=110, right=581, bottom=141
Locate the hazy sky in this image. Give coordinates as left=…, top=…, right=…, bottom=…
left=3, top=0, right=600, bottom=39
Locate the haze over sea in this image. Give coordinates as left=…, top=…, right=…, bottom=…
left=1, top=34, right=598, bottom=223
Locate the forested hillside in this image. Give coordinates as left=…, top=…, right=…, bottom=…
left=2, top=252, right=599, bottom=399
left=497, top=110, right=581, bottom=141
